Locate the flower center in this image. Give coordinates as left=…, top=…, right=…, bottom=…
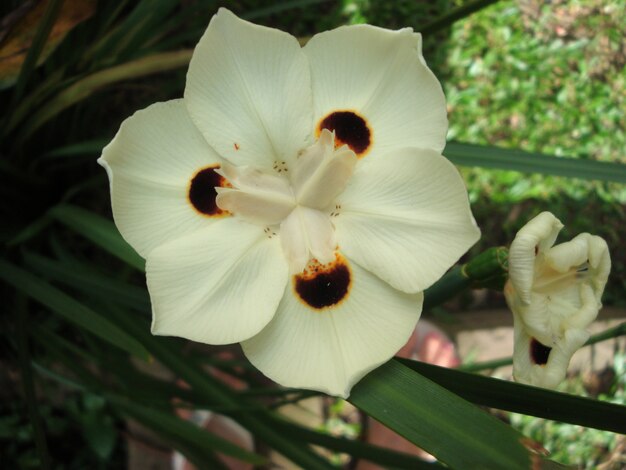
left=216, top=129, right=358, bottom=274
left=533, top=260, right=590, bottom=294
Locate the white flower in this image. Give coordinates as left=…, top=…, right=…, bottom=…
left=98, top=9, right=480, bottom=397
left=504, top=212, right=610, bottom=389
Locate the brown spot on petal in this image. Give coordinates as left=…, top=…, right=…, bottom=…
left=294, top=254, right=351, bottom=309
left=188, top=165, right=230, bottom=217
left=530, top=338, right=552, bottom=366
left=318, top=110, right=372, bottom=157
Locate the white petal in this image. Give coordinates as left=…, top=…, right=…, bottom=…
left=215, top=163, right=295, bottom=226
left=147, top=218, right=288, bottom=344
left=334, top=147, right=480, bottom=293
left=292, top=129, right=357, bottom=209
left=512, top=316, right=589, bottom=389
left=241, top=255, right=422, bottom=397
left=508, top=212, right=563, bottom=304
left=279, top=206, right=336, bottom=274
left=304, top=24, right=447, bottom=159
left=98, top=100, right=222, bottom=257
left=185, top=8, right=312, bottom=169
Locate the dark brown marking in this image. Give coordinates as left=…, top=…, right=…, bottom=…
left=188, top=165, right=230, bottom=217
left=295, top=255, right=351, bottom=309
left=534, top=245, right=539, bottom=256
left=234, top=143, right=240, bottom=150
left=530, top=338, right=552, bottom=366
left=318, top=111, right=372, bottom=156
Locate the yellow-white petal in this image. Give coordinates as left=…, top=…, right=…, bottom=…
left=147, top=218, right=288, bottom=345
left=98, top=100, right=222, bottom=258
left=292, top=129, right=357, bottom=210
left=334, top=147, right=480, bottom=293
left=304, top=24, right=447, bottom=159
left=512, top=318, right=589, bottom=389
left=241, top=255, right=422, bottom=398
left=279, top=206, right=336, bottom=274
left=508, top=211, right=563, bottom=304
left=185, top=8, right=312, bottom=169
left=215, top=163, right=295, bottom=226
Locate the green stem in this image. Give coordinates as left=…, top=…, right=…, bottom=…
left=423, top=246, right=508, bottom=310
left=420, top=0, right=500, bottom=35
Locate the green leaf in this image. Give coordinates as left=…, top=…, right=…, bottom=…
left=23, top=252, right=149, bottom=312
left=0, top=259, right=149, bottom=360
left=111, top=398, right=267, bottom=466
left=445, top=142, right=626, bottom=183
left=272, top=418, right=442, bottom=469
left=43, top=138, right=110, bottom=159
left=104, top=305, right=336, bottom=470
left=17, top=49, right=192, bottom=141
left=419, top=0, right=500, bottom=34
left=49, top=204, right=144, bottom=271
left=399, top=359, right=626, bottom=434
left=350, top=360, right=540, bottom=469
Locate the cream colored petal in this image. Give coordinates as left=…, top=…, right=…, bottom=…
left=185, top=8, right=312, bottom=169
left=98, top=99, right=222, bottom=258
left=279, top=206, right=336, bottom=274
left=147, top=218, right=288, bottom=344
left=305, top=24, right=447, bottom=159
left=241, top=256, right=422, bottom=397
left=215, top=163, right=295, bottom=226
left=513, top=318, right=589, bottom=389
left=508, top=212, right=564, bottom=304
left=292, top=129, right=357, bottom=210
left=334, top=147, right=479, bottom=293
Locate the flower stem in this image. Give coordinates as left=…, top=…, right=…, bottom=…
left=423, top=246, right=509, bottom=311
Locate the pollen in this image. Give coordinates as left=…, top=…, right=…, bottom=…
left=530, top=338, right=552, bottom=366
left=317, top=110, right=372, bottom=157
left=188, top=165, right=231, bottom=217
left=294, top=254, right=351, bottom=310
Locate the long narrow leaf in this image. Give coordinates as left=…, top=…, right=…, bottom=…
left=350, top=360, right=545, bottom=469
left=49, top=204, right=144, bottom=271
left=18, top=49, right=192, bottom=141
left=445, top=142, right=626, bottom=183
left=0, top=259, right=149, bottom=360
left=399, top=359, right=626, bottom=434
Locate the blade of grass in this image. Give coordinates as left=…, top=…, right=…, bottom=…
left=420, top=0, right=500, bottom=34
left=16, top=295, right=51, bottom=470
left=12, top=0, right=63, bottom=103
left=350, top=360, right=541, bottom=470
left=398, top=359, right=626, bottom=434
left=104, top=305, right=336, bottom=470
left=0, top=259, right=149, bottom=360
left=271, top=417, right=443, bottom=469
left=49, top=204, right=144, bottom=271
left=23, top=251, right=150, bottom=311
left=16, top=49, right=192, bottom=142
left=445, top=142, right=626, bottom=183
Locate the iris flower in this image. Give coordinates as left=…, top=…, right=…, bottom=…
left=99, top=9, right=479, bottom=397
left=504, top=212, right=610, bottom=389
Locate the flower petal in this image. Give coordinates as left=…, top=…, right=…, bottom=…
left=241, top=255, right=422, bottom=397
left=98, top=99, right=224, bottom=258
left=334, top=147, right=480, bottom=293
left=279, top=206, right=336, bottom=274
left=215, top=163, right=295, bottom=226
left=304, top=24, right=447, bottom=159
left=185, top=8, right=312, bottom=169
left=147, top=218, right=288, bottom=344
left=508, top=212, right=563, bottom=304
left=292, top=128, right=357, bottom=210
